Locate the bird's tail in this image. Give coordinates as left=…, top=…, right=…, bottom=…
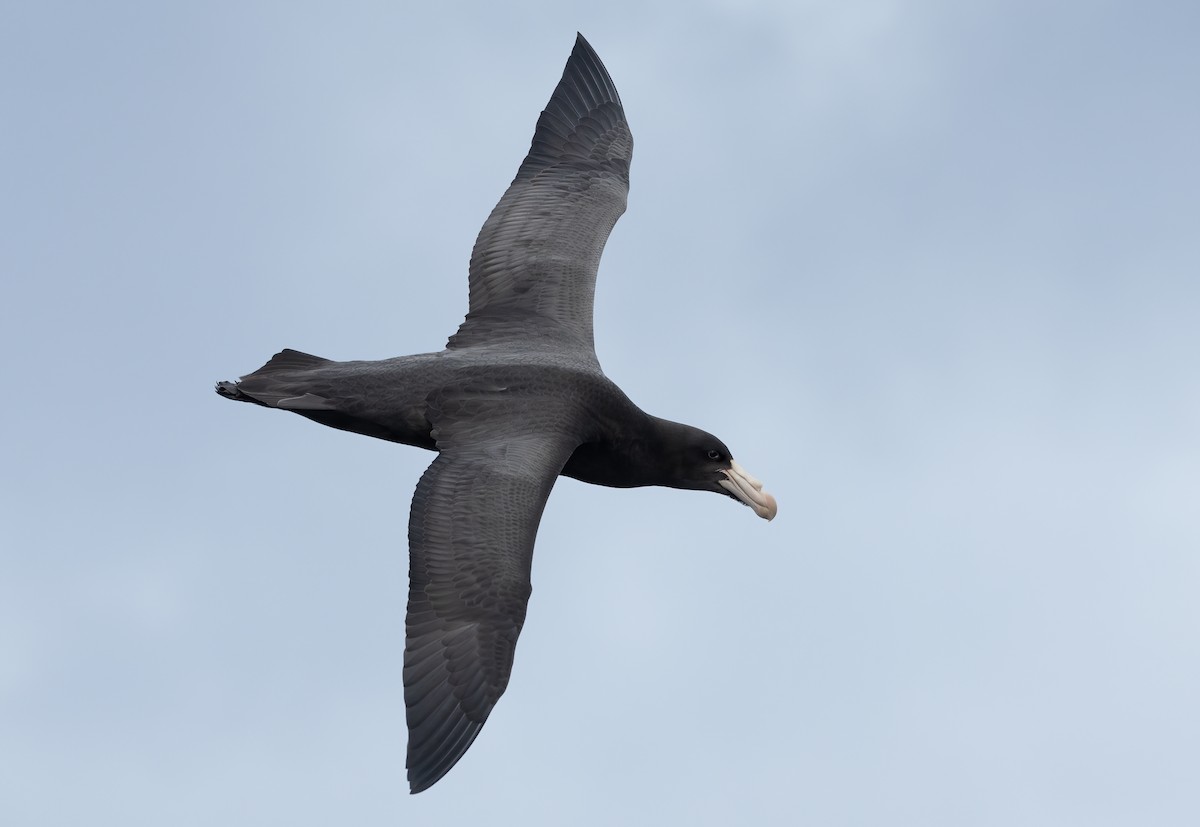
left=215, top=348, right=334, bottom=409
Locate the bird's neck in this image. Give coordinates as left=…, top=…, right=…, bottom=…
left=561, top=414, right=681, bottom=489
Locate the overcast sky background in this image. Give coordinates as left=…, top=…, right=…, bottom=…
left=3, top=1, right=1198, bottom=825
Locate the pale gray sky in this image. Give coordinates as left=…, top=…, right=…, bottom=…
left=2, top=1, right=1198, bottom=825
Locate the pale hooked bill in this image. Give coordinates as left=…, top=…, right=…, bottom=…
left=720, top=459, right=778, bottom=520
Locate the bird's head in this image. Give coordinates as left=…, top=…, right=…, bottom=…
left=657, top=424, right=777, bottom=521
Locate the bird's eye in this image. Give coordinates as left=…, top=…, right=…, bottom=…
left=707, top=449, right=722, bottom=461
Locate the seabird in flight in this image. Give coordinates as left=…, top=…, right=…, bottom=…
left=217, top=33, right=776, bottom=793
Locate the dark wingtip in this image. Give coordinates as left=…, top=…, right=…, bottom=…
left=406, top=720, right=485, bottom=794
left=565, top=32, right=620, bottom=107
left=514, top=30, right=627, bottom=182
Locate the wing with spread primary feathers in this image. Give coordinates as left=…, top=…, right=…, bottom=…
left=403, top=388, right=581, bottom=793
left=448, top=34, right=633, bottom=353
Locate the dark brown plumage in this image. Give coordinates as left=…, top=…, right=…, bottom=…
left=217, top=34, right=775, bottom=794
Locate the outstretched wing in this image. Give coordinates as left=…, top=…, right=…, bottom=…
left=404, top=389, right=581, bottom=793
left=448, top=34, right=633, bottom=353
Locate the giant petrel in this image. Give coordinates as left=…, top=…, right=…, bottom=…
left=217, top=33, right=776, bottom=793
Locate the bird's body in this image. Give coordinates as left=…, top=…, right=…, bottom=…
left=218, top=344, right=642, bottom=467
left=217, top=34, right=775, bottom=793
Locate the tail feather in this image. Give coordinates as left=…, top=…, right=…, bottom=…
left=217, top=347, right=420, bottom=445
left=215, top=348, right=334, bottom=409
left=247, top=348, right=331, bottom=374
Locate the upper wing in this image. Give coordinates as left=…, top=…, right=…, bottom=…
left=447, top=34, right=633, bottom=353
left=404, top=389, right=581, bottom=793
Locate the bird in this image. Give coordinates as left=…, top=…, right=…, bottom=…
left=216, top=33, right=776, bottom=794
